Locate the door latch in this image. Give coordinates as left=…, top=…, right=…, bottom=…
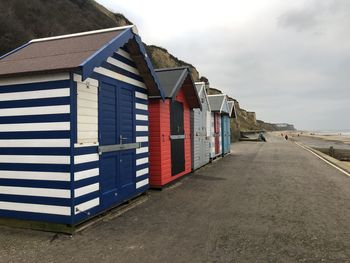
left=120, top=135, right=128, bottom=144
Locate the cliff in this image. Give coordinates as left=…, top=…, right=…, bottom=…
left=207, top=88, right=294, bottom=140
left=0, top=0, right=199, bottom=81
left=0, top=0, right=294, bottom=136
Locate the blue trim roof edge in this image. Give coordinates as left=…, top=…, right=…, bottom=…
left=134, top=35, right=165, bottom=100
left=79, top=28, right=133, bottom=80
left=80, top=28, right=164, bottom=100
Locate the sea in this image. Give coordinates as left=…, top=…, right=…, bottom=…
left=313, top=130, right=350, bottom=136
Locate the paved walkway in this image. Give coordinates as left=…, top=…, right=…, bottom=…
left=1, top=135, right=350, bottom=262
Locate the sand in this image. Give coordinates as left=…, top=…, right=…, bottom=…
left=289, top=131, right=350, bottom=144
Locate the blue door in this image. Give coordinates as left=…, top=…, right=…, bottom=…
left=221, top=115, right=226, bottom=154
left=99, top=80, right=135, bottom=209
left=227, top=116, right=231, bottom=153
left=221, top=115, right=230, bottom=154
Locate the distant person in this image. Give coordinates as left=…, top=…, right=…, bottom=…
left=285, top=134, right=288, bottom=140
left=259, top=132, right=266, bottom=142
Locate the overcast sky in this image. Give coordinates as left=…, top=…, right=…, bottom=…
left=97, top=0, right=349, bottom=131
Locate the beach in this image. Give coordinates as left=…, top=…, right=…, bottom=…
left=274, top=131, right=350, bottom=171
left=278, top=131, right=350, bottom=149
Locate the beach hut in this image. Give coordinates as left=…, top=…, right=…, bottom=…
left=207, top=94, right=230, bottom=159
left=0, top=25, right=164, bottom=227
left=190, top=82, right=211, bottom=170
left=227, top=100, right=237, bottom=148
left=149, top=67, right=200, bottom=187
left=223, top=100, right=236, bottom=155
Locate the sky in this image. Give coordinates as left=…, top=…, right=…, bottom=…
left=96, top=0, right=350, bottom=131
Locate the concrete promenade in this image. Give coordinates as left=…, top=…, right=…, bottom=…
left=1, top=135, right=350, bottom=262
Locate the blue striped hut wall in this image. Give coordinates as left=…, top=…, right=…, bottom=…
left=71, top=46, right=149, bottom=223
left=0, top=73, right=74, bottom=224
left=0, top=46, right=151, bottom=225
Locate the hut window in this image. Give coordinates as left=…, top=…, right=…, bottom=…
left=77, top=80, right=98, bottom=144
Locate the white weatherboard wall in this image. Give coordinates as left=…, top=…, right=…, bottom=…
left=73, top=74, right=100, bottom=215
left=206, top=111, right=211, bottom=138
left=75, top=74, right=98, bottom=145
left=191, top=86, right=210, bottom=170
left=0, top=73, right=73, bottom=221
left=210, top=112, right=215, bottom=158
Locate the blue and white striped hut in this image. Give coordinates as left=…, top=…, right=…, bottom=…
left=0, top=25, right=164, bottom=227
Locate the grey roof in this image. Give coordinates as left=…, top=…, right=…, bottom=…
left=208, top=94, right=229, bottom=114
left=154, top=67, right=201, bottom=108
left=0, top=28, right=125, bottom=77
left=155, top=67, right=188, bottom=98
left=0, top=26, right=165, bottom=98
left=208, top=95, right=224, bottom=112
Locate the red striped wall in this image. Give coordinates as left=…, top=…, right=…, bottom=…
left=149, top=87, right=192, bottom=187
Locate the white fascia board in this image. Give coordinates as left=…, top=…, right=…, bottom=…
left=203, top=86, right=211, bottom=112
left=30, top=25, right=136, bottom=43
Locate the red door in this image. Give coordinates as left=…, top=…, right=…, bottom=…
left=214, top=113, right=220, bottom=154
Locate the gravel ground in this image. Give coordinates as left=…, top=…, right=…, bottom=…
left=1, top=134, right=350, bottom=262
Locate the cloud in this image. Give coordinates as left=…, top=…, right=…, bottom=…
left=96, top=0, right=350, bottom=130
left=278, top=10, right=318, bottom=32
left=278, top=0, right=350, bottom=34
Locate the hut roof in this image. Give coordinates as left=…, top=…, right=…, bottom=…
left=154, top=67, right=200, bottom=108
left=0, top=26, right=164, bottom=97
left=195, top=82, right=211, bottom=111
left=208, top=94, right=229, bottom=114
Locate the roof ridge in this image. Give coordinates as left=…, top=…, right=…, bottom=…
left=30, top=25, right=136, bottom=43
